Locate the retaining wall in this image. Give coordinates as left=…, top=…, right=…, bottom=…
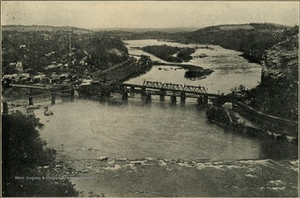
left=233, top=101, right=298, bottom=137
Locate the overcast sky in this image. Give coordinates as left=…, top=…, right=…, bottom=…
left=1, top=1, right=299, bottom=29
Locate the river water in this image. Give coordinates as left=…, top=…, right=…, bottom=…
left=30, top=39, right=297, bottom=196
left=124, top=39, right=262, bottom=94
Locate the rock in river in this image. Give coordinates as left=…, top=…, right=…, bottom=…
left=98, top=156, right=108, bottom=161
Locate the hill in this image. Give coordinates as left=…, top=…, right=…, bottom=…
left=2, top=25, right=93, bottom=34
left=94, top=27, right=199, bottom=33
left=96, top=23, right=297, bottom=64
left=182, top=23, right=296, bottom=63
left=2, top=28, right=129, bottom=75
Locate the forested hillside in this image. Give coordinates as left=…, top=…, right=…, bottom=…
left=2, top=27, right=129, bottom=75
left=183, top=23, right=298, bottom=63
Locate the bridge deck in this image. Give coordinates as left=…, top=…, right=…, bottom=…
left=122, top=82, right=221, bottom=98
left=11, top=84, right=50, bottom=90
left=10, top=83, right=72, bottom=90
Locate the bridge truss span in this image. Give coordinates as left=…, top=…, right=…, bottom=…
left=142, top=80, right=207, bottom=94
left=183, top=85, right=207, bottom=94
left=162, top=83, right=184, bottom=91
left=143, top=81, right=163, bottom=89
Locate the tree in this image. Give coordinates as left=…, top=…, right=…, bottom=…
left=2, top=111, right=78, bottom=197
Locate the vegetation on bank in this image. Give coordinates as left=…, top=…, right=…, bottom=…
left=141, top=45, right=195, bottom=63
left=2, top=111, right=78, bottom=197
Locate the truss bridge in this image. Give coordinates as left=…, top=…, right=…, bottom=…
left=122, top=80, right=231, bottom=105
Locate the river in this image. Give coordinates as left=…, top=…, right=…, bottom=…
left=36, top=39, right=288, bottom=161
left=124, top=39, right=262, bottom=94
left=30, top=39, right=297, bottom=196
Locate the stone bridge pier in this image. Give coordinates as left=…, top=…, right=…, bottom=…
left=160, top=89, right=166, bottom=101
left=130, top=86, right=135, bottom=96
left=180, top=92, right=186, bottom=103
left=144, top=93, right=152, bottom=103
left=170, top=93, right=177, bottom=104
left=197, top=94, right=208, bottom=106
left=141, top=87, right=146, bottom=99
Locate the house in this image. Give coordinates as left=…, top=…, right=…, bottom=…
left=15, top=62, right=23, bottom=72
left=46, top=64, right=62, bottom=70
left=16, top=73, right=31, bottom=83
left=80, top=76, right=93, bottom=86
left=8, top=62, right=24, bottom=72
left=60, top=73, right=71, bottom=81
left=32, top=74, right=47, bottom=83
left=50, top=74, right=61, bottom=83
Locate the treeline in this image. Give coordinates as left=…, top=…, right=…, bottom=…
left=142, top=45, right=195, bottom=63
left=2, top=111, right=78, bottom=196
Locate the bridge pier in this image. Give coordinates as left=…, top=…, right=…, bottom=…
left=122, top=91, right=128, bottom=102
left=203, top=94, right=208, bottom=104
left=141, top=87, right=146, bottom=99
left=180, top=92, right=186, bottom=103
left=51, top=93, right=56, bottom=105
left=170, top=93, right=177, bottom=104
left=144, top=93, right=152, bottom=103
left=197, top=96, right=203, bottom=106
left=160, top=89, right=166, bottom=101
left=130, top=86, right=135, bottom=96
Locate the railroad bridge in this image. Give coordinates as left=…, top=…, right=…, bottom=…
left=4, top=83, right=74, bottom=106
left=3, top=81, right=232, bottom=110
left=121, top=80, right=232, bottom=105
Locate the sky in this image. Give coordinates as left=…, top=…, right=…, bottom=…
left=1, top=1, right=299, bottom=29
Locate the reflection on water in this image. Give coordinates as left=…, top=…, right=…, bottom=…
left=37, top=98, right=297, bottom=161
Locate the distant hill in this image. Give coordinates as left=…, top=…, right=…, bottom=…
left=94, top=27, right=199, bottom=33
left=3, top=23, right=297, bottom=64
left=182, top=23, right=297, bottom=63
left=198, top=23, right=290, bottom=31
left=2, top=25, right=93, bottom=34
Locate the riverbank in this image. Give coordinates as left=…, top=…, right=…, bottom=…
left=206, top=105, right=298, bottom=147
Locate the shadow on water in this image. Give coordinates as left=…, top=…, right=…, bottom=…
left=259, top=140, right=298, bottom=160
left=222, top=127, right=298, bottom=160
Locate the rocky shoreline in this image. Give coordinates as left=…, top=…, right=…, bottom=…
left=206, top=106, right=298, bottom=147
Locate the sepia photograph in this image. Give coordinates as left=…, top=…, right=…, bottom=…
left=1, top=1, right=299, bottom=197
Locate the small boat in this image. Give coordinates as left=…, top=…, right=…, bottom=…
left=44, top=106, right=53, bottom=116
